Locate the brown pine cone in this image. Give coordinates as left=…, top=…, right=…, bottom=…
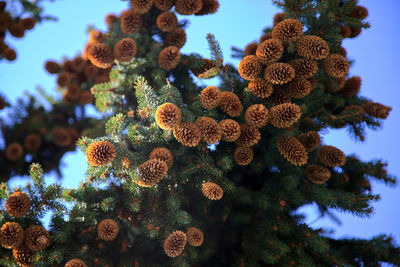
left=256, top=38, right=284, bottom=64
left=195, top=117, right=222, bottom=144
left=5, top=192, right=31, bottom=217
left=288, top=58, right=318, bottom=78
left=234, top=146, right=254, bottom=166
left=173, top=122, right=201, bottom=147
left=264, top=62, right=295, bottom=85
left=156, top=11, right=178, bottom=32
left=65, top=259, right=87, bottom=267
left=244, top=42, right=258, bottom=56
left=202, top=182, right=223, bottom=200
left=219, top=119, right=241, bottom=142
left=88, top=43, right=114, bottom=69
left=154, top=0, right=175, bottom=11
left=340, top=76, right=361, bottom=97
left=322, top=54, right=349, bottom=78
left=200, top=86, right=221, bottom=109
left=238, top=55, right=262, bottom=81
left=25, top=225, right=50, bottom=251
left=306, top=164, right=331, bottom=184
left=276, top=136, right=308, bottom=166
left=131, top=0, right=154, bottom=14
left=163, top=230, right=187, bottom=257
left=149, top=147, right=174, bottom=169
left=272, top=19, right=303, bottom=42
left=97, top=219, right=119, bottom=241
left=269, top=103, right=301, bottom=128
left=296, top=35, right=329, bottom=60
left=245, top=104, right=269, bottom=128
left=248, top=78, right=274, bottom=98
left=137, top=159, right=168, bottom=187
left=165, top=28, right=187, bottom=48
left=317, top=145, right=346, bottom=167
left=0, top=222, right=24, bottom=249
left=5, top=142, right=24, bottom=162
left=158, top=46, right=181, bottom=70
left=175, top=0, right=203, bottom=15
left=219, top=91, right=243, bottom=117
left=114, top=38, right=137, bottom=62
left=363, top=101, right=392, bottom=119
left=120, top=9, right=142, bottom=34
left=284, top=78, right=312, bottom=98
left=13, top=244, right=34, bottom=267
left=155, top=103, right=182, bottom=130
left=195, top=0, right=219, bottom=15
left=298, top=131, right=321, bottom=152
left=186, top=227, right=204, bottom=246
left=235, top=124, right=261, bottom=147
left=86, top=141, right=117, bottom=166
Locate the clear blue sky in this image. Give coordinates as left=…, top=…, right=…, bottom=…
left=1, top=0, right=399, bottom=247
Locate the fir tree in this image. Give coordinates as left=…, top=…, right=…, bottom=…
left=1, top=0, right=399, bottom=266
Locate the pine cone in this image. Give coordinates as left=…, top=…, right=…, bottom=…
left=219, top=119, right=241, bottom=142
left=149, top=147, right=174, bottom=169
left=65, top=83, right=82, bottom=101
left=165, top=28, right=187, bottom=48
left=234, top=146, right=254, bottom=166
left=9, top=22, right=25, bottom=38
left=158, top=46, right=181, bottom=70
left=163, top=231, right=187, bottom=257
left=25, top=225, right=50, bottom=251
left=65, top=259, right=87, bottom=267
left=114, top=38, right=137, bottom=62
left=195, top=0, right=219, bottom=15
left=191, top=59, right=217, bottom=79
left=322, top=54, right=349, bottom=78
left=349, top=5, right=368, bottom=20
left=57, top=71, right=72, bottom=87
left=173, top=122, right=201, bottom=147
left=20, top=17, right=36, bottom=30
left=264, top=89, right=291, bottom=105
left=245, top=104, right=269, bottom=128
left=264, top=62, right=295, bottom=85
left=339, top=25, right=352, bottom=38
left=296, top=35, right=329, bottom=60
left=131, top=0, right=154, bottom=14
left=79, top=91, right=94, bottom=105
left=256, top=38, right=284, bottom=64
left=186, top=227, right=204, bottom=246
left=272, top=19, right=303, bottom=42
left=238, top=55, right=262, bottom=81
left=248, top=78, right=274, bottom=98
left=269, top=103, right=301, bottom=128
left=276, top=136, right=308, bottom=166
left=87, top=43, right=114, bottom=69
left=105, top=14, right=118, bottom=26
left=317, top=145, right=346, bottom=167
left=306, top=164, right=331, bottom=184
left=195, top=117, right=222, bottom=144
left=120, top=9, right=142, bottom=34
left=86, top=141, right=117, bottom=166
left=219, top=91, right=243, bottom=117
left=5, top=192, right=31, bottom=217
left=363, top=101, right=392, bottom=119
left=154, top=0, right=174, bottom=11
left=97, top=219, right=119, bottom=241
left=200, top=86, right=221, bottom=109
left=0, top=222, right=24, bottom=249
left=45, top=61, right=61, bottom=74
left=155, top=103, right=182, bottom=130
left=137, top=159, right=168, bottom=187
left=288, top=58, right=318, bottom=78
left=284, top=78, right=312, bottom=98
left=298, top=131, right=321, bottom=152
left=244, top=42, right=258, bottom=56
left=340, top=76, right=361, bottom=97
left=273, top=12, right=285, bottom=25
left=5, top=142, right=24, bottom=162
left=235, top=124, right=261, bottom=147
left=13, top=244, right=34, bottom=267
left=156, top=11, right=178, bottom=32
left=202, top=182, right=223, bottom=200
left=325, top=77, right=346, bottom=93
left=175, top=0, right=203, bottom=15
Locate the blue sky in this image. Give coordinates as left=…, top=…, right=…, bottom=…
left=1, top=0, right=399, bottom=246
